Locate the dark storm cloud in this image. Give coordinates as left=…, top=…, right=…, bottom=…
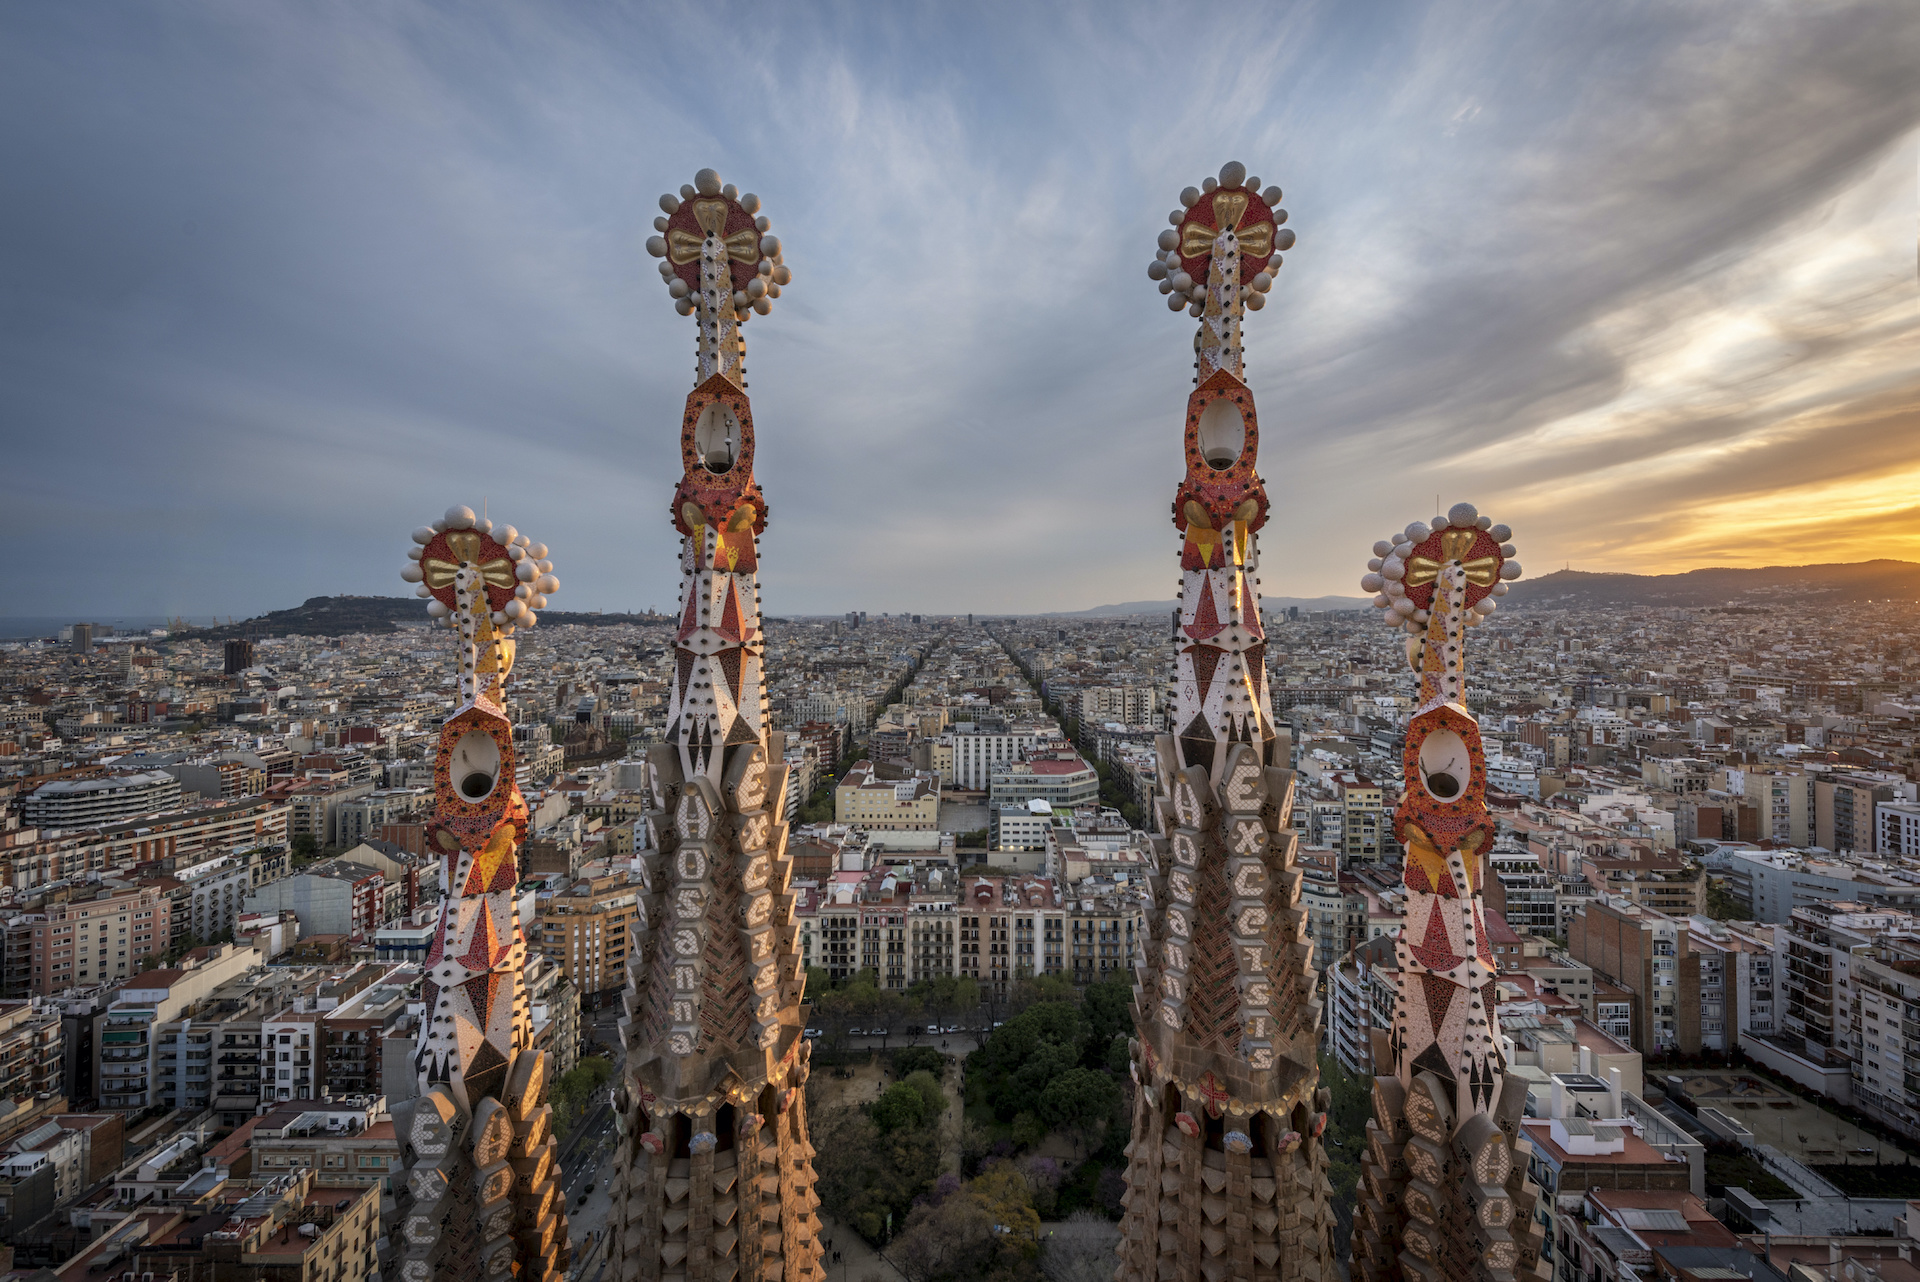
left=2, top=0, right=1916, bottom=617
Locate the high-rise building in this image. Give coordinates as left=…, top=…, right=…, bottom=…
left=1115, top=161, right=1334, bottom=1282
left=70, top=623, right=92, bottom=654
left=386, top=505, right=569, bottom=1282
left=1349, top=505, right=1548, bottom=1282
left=224, top=637, right=255, bottom=674
left=611, top=169, right=822, bottom=1282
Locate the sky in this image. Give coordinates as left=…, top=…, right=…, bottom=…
left=4, top=1, right=1919, bottom=620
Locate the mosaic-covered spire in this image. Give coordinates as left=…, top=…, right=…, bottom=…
left=1348, top=505, right=1548, bottom=1282
left=389, top=505, right=570, bottom=1282
left=613, top=170, right=823, bottom=1282
left=1116, top=161, right=1335, bottom=1282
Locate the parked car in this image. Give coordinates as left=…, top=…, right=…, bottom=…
left=926, top=1024, right=941, bottom=1035
left=804, top=1028, right=821, bottom=1039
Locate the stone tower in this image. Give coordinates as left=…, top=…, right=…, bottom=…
left=389, top=505, right=571, bottom=1282
left=1115, top=160, right=1337, bottom=1282
left=1347, top=506, right=1549, bottom=1282
left=607, top=168, right=822, bottom=1282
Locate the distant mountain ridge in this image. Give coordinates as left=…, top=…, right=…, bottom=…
left=1502, top=560, right=1920, bottom=609
left=176, top=596, right=673, bottom=641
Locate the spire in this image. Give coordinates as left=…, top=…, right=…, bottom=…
left=1117, top=161, right=1334, bottom=1282
left=1348, top=505, right=1548, bottom=1282
left=388, top=505, right=570, bottom=1282
left=613, top=170, right=822, bottom=1282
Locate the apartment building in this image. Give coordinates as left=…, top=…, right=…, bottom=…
left=1065, top=891, right=1141, bottom=985
left=5, top=883, right=172, bottom=997
left=247, top=1096, right=400, bottom=1189
left=532, top=873, right=637, bottom=997
left=242, top=859, right=390, bottom=940
left=0, top=999, right=62, bottom=1104
left=129, top=1169, right=381, bottom=1282
left=23, top=770, right=182, bottom=829
left=1682, top=917, right=1777, bottom=1051
left=988, top=757, right=1099, bottom=814
left=947, top=724, right=1045, bottom=791
left=286, top=779, right=376, bottom=850
left=1568, top=897, right=1687, bottom=1054
left=1721, top=848, right=1920, bottom=922
left=1328, top=772, right=1387, bottom=863
left=96, top=943, right=261, bottom=1111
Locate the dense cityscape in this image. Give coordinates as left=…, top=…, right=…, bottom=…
left=3, top=590, right=1919, bottom=1278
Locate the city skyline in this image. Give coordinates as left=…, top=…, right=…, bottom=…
left=5, top=2, right=1918, bottom=620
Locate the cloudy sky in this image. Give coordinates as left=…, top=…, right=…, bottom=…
left=5, top=1, right=1919, bottom=620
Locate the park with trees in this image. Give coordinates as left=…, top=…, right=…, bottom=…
left=805, top=969, right=1138, bottom=1280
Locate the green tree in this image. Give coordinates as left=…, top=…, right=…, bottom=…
left=290, top=833, right=319, bottom=864
left=1078, top=975, right=1133, bottom=1066
left=968, top=1002, right=1089, bottom=1120
left=1037, top=1067, right=1122, bottom=1159
left=893, top=1046, right=948, bottom=1079
left=872, top=1080, right=936, bottom=1134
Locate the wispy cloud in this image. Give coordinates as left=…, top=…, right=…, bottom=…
left=2, top=0, right=1916, bottom=616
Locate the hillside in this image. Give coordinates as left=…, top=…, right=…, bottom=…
left=1503, top=560, right=1920, bottom=610
left=177, top=596, right=673, bottom=641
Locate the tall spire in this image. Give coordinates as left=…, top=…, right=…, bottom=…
left=1349, top=505, right=1548, bottom=1282
left=1116, top=161, right=1334, bottom=1282
left=613, top=170, right=822, bottom=1282
left=389, top=505, right=570, bottom=1282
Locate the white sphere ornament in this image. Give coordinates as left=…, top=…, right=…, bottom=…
left=732, top=290, right=749, bottom=311
left=1179, top=186, right=1200, bottom=208
left=659, top=193, right=681, bottom=214
left=653, top=215, right=669, bottom=233
left=1202, top=176, right=1218, bottom=193
left=530, top=595, right=548, bottom=610
left=1367, top=557, right=1383, bottom=571
left=407, top=545, right=423, bottom=561
left=535, top=557, right=552, bottom=573
left=1189, top=301, right=1204, bottom=317
left=517, top=562, right=538, bottom=583
left=535, top=574, right=559, bottom=595
left=680, top=184, right=696, bottom=200
left=1474, top=599, right=1497, bottom=615
left=427, top=600, right=450, bottom=618
left=1167, top=294, right=1187, bottom=312
left=1489, top=524, right=1511, bottom=542
left=1501, top=562, right=1523, bottom=580
left=1158, top=229, right=1179, bottom=251
left=1169, top=271, right=1193, bottom=292
left=657, top=260, right=674, bottom=280
left=412, top=526, right=436, bottom=546
left=505, top=600, right=526, bottom=619
left=1373, top=594, right=1391, bottom=609
left=752, top=297, right=772, bottom=315
left=747, top=278, right=766, bottom=299
left=515, top=583, right=532, bottom=600
left=1158, top=279, right=1173, bottom=295
left=491, top=611, right=508, bottom=626
left=1404, top=522, right=1430, bottom=543
left=1361, top=573, right=1385, bottom=593
left=772, top=265, right=791, bottom=285
left=1477, top=515, right=1492, bottom=529
left=1262, top=186, right=1281, bottom=204
left=520, top=611, right=538, bottom=627
left=1168, top=210, right=1184, bottom=226
left=1148, top=260, right=1168, bottom=281
left=1392, top=598, right=1417, bottom=617
left=1449, top=502, right=1479, bottom=527
left=759, top=234, right=780, bottom=258
left=741, top=193, right=760, bottom=214
left=1381, top=558, right=1405, bottom=581
left=645, top=236, right=668, bottom=258
left=1276, top=228, right=1296, bottom=251
left=1372, top=540, right=1394, bottom=557
left=675, top=298, right=695, bottom=316
left=1219, top=160, right=1247, bottom=188
left=1252, top=272, right=1273, bottom=292
left=694, top=168, right=721, bottom=195
left=401, top=565, right=424, bottom=583
left=492, top=525, right=516, bottom=546
left=755, top=214, right=771, bottom=233
left=668, top=279, right=690, bottom=299
left=1500, top=543, right=1518, bottom=558
left=1246, top=291, right=1265, bottom=310
left=445, top=506, right=475, bottom=528
left=1492, top=582, right=1509, bottom=596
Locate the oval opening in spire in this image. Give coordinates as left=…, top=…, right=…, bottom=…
left=1196, top=398, right=1245, bottom=471
left=695, top=402, right=740, bottom=475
